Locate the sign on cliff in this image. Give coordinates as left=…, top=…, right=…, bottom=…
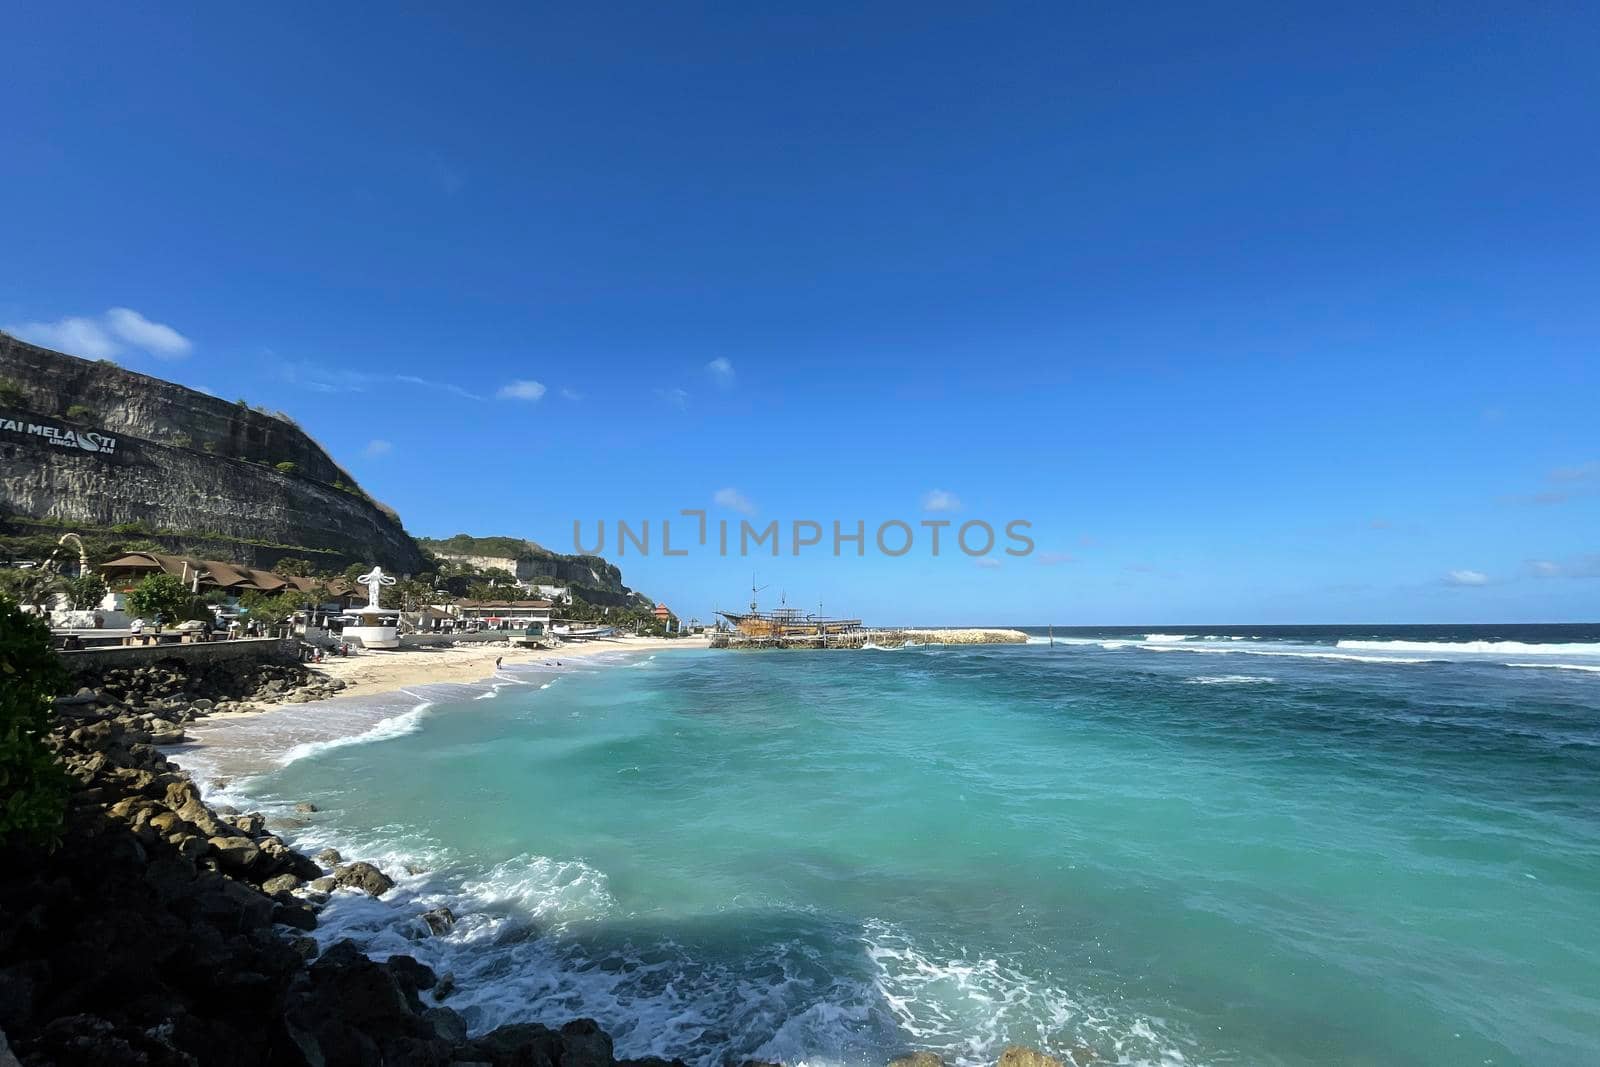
left=1, top=416, right=119, bottom=455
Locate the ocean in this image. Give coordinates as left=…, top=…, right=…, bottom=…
left=183, top=625, right=1600, bottom=1066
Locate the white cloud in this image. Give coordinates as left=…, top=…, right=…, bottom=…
left=497, top=379, right=547, bottom=401
left=974, top=557, right=1003, bottom=569
left=1444, top=569, right=1489, bottom=587
left=105, top=307, right=192, bottom=358
left=6, top=307, right=192, bottom=361
left=1502, top=460, right=1600, bottom=507
left=4, top=315, right=121, bottom=359
left=656, top=387, right=689, bottom=410
left=922, top=489, right=961, bottom=512
left=1525, top=556, right=1600, bottom=579
left=705, top=358, right=735, bottom=388
left=1037, top=552, right=1073, bottom=566
left=399, top=375, right=484, bottom=401
left=560, top=387, right=583, bottom=401
left=713, top=487, right=756, bottom=514
left=284, top=363, right=484, bottom=401
left=363, top=439, right=393, bottom=459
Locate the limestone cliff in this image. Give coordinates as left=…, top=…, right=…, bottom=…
left=418, top=534, right=649, bottom=608
left=0, top=333, right=426, bottom=571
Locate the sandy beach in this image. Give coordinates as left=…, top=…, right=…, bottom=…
left=303, top=634, right=711, bottom=702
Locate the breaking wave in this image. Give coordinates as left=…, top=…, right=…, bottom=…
left=296, top=850, right=1204, bottom=1067
left=277, top=701, right=434, bottom=766
left=1337, top=639, right=1600, bottom=657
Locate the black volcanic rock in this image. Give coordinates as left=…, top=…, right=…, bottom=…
left=0, top=669, right=655, bottom=1067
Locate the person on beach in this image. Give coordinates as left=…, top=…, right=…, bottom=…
left=495, top=656, right=503, bottom=669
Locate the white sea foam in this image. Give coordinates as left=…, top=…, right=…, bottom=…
left=1337, top=639, right=1600, bottom=656
left=460, top=853, right=616, bottom=925
left=862, top=920, right=1201, bottom=1067
left=1142, top=633, right=1195, bottom=643
left=1506, top=662, right=1600, bottom=674
left=277, top=701, right=433, bottom=766
left=296, top=864, right=1209, bottom=1067
left=1183, top=675, right=1277, bottom=685
left=1141, top=645, right=1441, bottom=665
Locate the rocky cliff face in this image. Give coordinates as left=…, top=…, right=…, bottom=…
left=0, top=334, right=426, bottom=571
left=419, top=535, right=649, bottom=607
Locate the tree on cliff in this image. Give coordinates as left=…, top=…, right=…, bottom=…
left=126, top=573, right=195, bottom=621
left=0, top=594, right=70, bottom=845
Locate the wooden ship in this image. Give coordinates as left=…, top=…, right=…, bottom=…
left=711, top=579, right=865, bottom=648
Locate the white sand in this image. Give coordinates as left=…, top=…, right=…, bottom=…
left=303, top=635, right=710, bottom=702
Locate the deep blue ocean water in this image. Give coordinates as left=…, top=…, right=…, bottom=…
left=186, top=626, right=1600, bottom=1066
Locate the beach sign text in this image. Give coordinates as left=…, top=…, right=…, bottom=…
left=1, top=415, right=119, bottom=455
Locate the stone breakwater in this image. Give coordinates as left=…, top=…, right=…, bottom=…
left=0, top=655, right=1086, bottom=1067
left=900, top=629, right=1029, bottom=645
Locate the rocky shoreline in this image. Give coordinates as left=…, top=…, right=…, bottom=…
left=0, top=656, right=663, bottom=1066
left=0, top=656, right=1085, bottom=1067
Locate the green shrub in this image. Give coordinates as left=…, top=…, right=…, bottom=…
left=64, top=404, right=94, bottom=421
left=0, top=378, right=24, bottom=408
left=274, top=461, right=299, bottom=474
left=126, top=573, right=194, bottom=621
left=64, top=572, right=107, bottom=610
left=0, top=595, right=70, bottom=846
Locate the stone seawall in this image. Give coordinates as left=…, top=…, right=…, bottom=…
left=58, top=637, right=299, bottom=676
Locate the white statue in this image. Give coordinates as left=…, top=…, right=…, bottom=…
left=357, top=566, right=397, bottom=610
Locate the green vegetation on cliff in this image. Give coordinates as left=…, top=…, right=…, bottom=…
left=0, top=595, right=69, bottom=845
left=419, top=533, right=545, bottom=559
left=418, top=533, right=647, bottom=608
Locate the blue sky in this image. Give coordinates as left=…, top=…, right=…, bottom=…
left=4, top=3, right=1597, bottom=624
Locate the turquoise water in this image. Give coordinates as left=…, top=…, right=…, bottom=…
left=193, top=631, right=1600, bottom=1066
